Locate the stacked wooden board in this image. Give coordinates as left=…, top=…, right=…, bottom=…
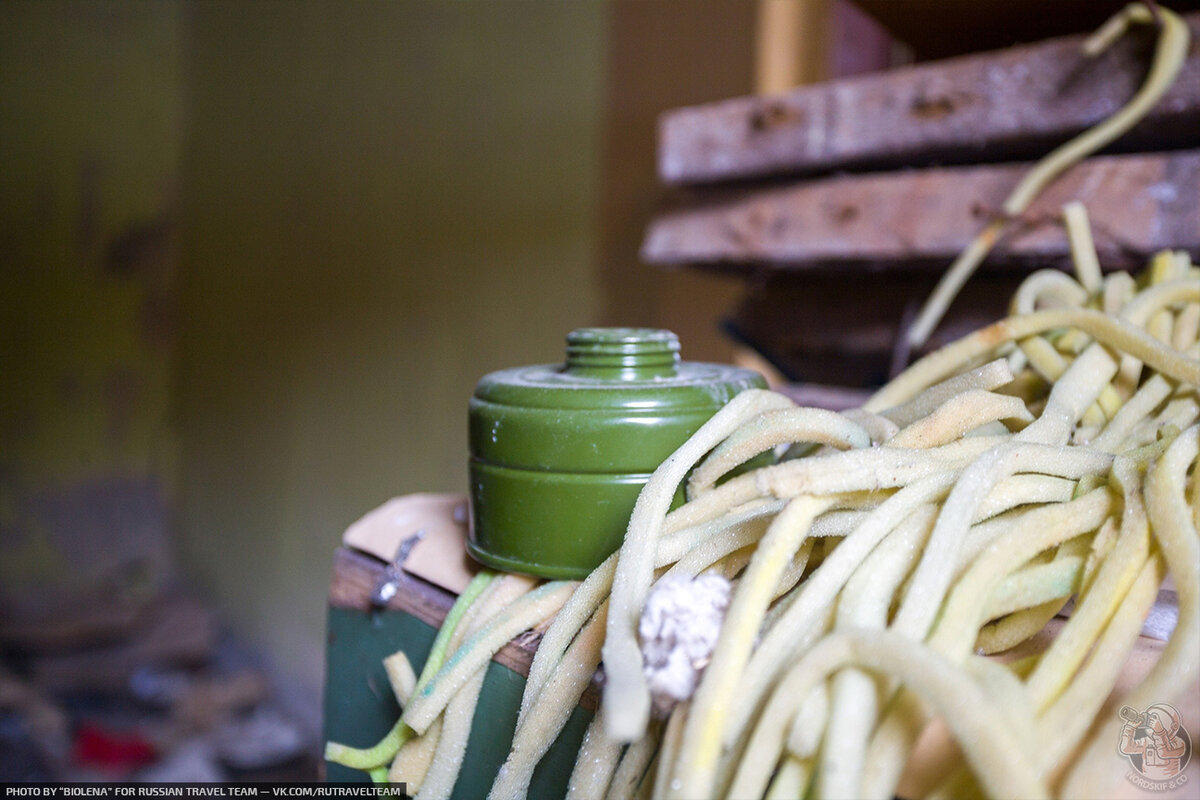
left=642, top=12, right=1200, bottom=397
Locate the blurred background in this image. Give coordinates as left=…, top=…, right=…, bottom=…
left=2, top=0, right=1190, bottom=782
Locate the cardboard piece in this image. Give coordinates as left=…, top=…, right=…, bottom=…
left=341, top=493, right=477, bottom=595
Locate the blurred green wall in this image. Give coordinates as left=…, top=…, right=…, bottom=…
left=0, top=1, right=182, bottom=622
left=2, top=0, right=604, bottom=716
left=177, top=1, right=604, bottom=707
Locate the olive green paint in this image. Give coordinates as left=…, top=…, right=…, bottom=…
left=324, top=606, right=590, bottom=796
left=0, top=1, right=182, bottom=606
left=469, top=328, right=765, bottom=578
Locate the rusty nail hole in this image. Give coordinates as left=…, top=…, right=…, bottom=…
left=910, top=94, right=960, bottom=119
left=750, top=102, right=799, bottom=132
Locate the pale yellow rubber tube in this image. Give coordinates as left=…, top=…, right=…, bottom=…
left=738, top=630, right=1049, bottom=800
left=664, top=495, right=836, bottom=799
left=1061, top=425, right=1199, bottom=798
left=603, top=389, right=795, bottom=743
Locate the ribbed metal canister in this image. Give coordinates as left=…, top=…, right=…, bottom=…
left=467, top=328, right=766, bottom=578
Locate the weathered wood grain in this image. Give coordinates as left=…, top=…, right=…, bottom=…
left=643, top=150, right=1200, bottom=271
left=330, top=546, right=600, bottom=707
left=727, top=271, right=1021, bottom=387
left=330, top=547, right=453, bottom=627
left=659, top=12, right=1200, bottom=185
left=854, top=0, right=1200, bottom=62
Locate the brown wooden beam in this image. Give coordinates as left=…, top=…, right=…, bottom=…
left=329, top=546, right=600, bottom=707
left=643, top=150, right=1200, bottom=272
left=658, top=13, right=1200, bottom=185
left=853, top=0, right=1200, bottom=62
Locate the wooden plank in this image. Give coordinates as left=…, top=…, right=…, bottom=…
left=330, top=546, right=599, bottom=706
left=642, top=150, right=1200, bottom=271
left=728, top=272, right=1021, bottom=386
left=854, top=0, right=1200, bottom=62
left=330, top=546, right=454, bottom=628
left=658, top=13, right=1200, bottom=185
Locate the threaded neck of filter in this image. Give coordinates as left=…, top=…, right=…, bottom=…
left=564, top=328, right=681, bottom=379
